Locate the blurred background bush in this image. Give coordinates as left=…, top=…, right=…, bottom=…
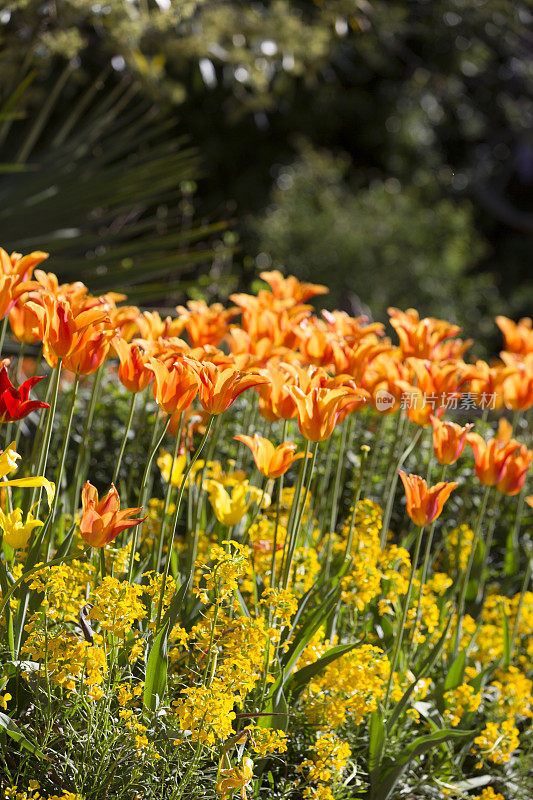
left=1, top=0, right=531, bottom=345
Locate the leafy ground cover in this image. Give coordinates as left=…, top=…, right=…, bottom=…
left=0, top=251, right=531, bottom=800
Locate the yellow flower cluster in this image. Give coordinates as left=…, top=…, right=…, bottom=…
left=300, top=642, right=390, bottom=727
left=4, top=785, right=81, bottom=800
left=474, top=719, right=520, bottom=765
left=194, top=541, right=250, bottom=602
left=474, top=789, right=505, bottom=800
left=248, top=727, right=288, bottom=756
left=443, top=523, right=474, bottom=572
left=89, top=576, right=146, bottom=636
left=26, top=560, right=93, bottom=621
left=299, top=731, right=351, bottom=799
left=173, top=681, right=237, bottom=746
left=259, top=587, right=298, bottom=626
left=340, top=499, right=383, bottom=611
left=444, top=682, right=481, bottom=727
left=23, top=618, right=106, bottom=697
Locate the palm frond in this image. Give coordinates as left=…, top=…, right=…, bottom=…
left=0, top=67, right=231, bottom=301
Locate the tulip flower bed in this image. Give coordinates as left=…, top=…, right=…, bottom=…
left=0, top=249, right=531, bottom=800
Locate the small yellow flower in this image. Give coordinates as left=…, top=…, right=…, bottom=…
left=0, top=691, right=12, bottom=709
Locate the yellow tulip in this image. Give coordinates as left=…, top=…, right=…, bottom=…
left=0, top=442, right=20, bottom=478
left=204, top=479, right=269, bottom=527
left=0, top=508, right=43, bottom=549
left=157, top=450, right=205, bottom=488
left=0, top=443, right=55, bottom=508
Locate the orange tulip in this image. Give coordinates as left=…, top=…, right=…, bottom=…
left=340, top=338, right=392, bottom=382
left=431, top=416, right=473, bottom=465
left=80, top=481, right=145, bottom=548
left=135, top=310, right=185, bottom=341
left=0, top=248, right=49, bottom=281
left=62, top=328, right=114, bottom=376
left=256, top=363, right=298, bottom=422
left=322, top=308, right=385, bottom=342
left=388, top=307, right=461, bottom=359
left=175, top=299, right=238, bottom=347
left=398, top=358, right=467, bottom=427
left=8, top=300, right=40, bottom=344
left=500, top=358, right=533, bottom=411
left=362, top=351, right=407, bottom=414
left=432, top=337, right=473, bottom=361
left=192, top=361, right=270, bottom=415
left=26, top=293, right=109, bottom=367
left=114, top=338, right=153, bottom=393
left=226, top=327, right=280, bottom=369
left=289, top=383, right=366, bottom=441
left=0, top=249, right=48, bottom=320
left=495, top=443, right=532, bottom=496
left=495, top=316, right=533, bottom=356
left=296, top=323, right=338, bottom=368
left=234, top=434, right=308, bottom=478
left=467, top=432, right=522, bottom=487
left=464, top=360, right=513, bottom=410
left=260, top=269, right=328, bottom=303
left=150, top=357, right=199, bottom=415
left=399, top=470, right=458, bottom=527
left=229, top=291, right=310, bottom=349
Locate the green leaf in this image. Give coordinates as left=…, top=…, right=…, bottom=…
left=143, top=578, right=190, bottom=712
left=284, top=641, right=360, bottom=699
left=504, top=530, right=517, bottom=576
left=371, top=729, right=474, bottom=800
left=143, top=619, right=170, bottom=713
left=444, top=650, right=466, bottom=691
left=466, top=539, right=484, bottom=601
left=280, top=588, right=340, bottom=676
left=0, top=712, right=47, bottom=759
left=387, top=617, right=452, bottom=732
left=368, top=709, right=385, bottom=773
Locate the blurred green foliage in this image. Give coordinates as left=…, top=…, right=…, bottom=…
left=0, top=1, right=531, bottom=325
left=251, top=143, right=500, bottom=340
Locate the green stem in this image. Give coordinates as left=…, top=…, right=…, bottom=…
left=112, top=391, right=137, bottom=487
left=155, top=415, right=215, bottom=630
left=384, top=524, right=425, bottom=708
left=410, top=464, right=446, bottom=653
left=16, top=341, right=27, bottom=385
left=344, top=445, right=370, bottom=560
left=380, top=422, right=423, bottom=548
left=126, top=390, right=150, bottom=499
left=324, top=420, right=352, bottom=579
left=454, top=483, right=492, bottom=658
left=29, top=359, right=62, bottom=510
left=270, top=419, right=287, bottom=589
left=329, top=418, right=350, bottom=535
left=50, top=373, right=80, bottom=517
left=72, top=365, right=104, bottom=511
left=0, top=317, right=8, bottom=360
left=282, top=440, right=318, bottom=590
left=509, top=554, right=532, bottom=659
left=504, top=478, right=528, bottom=577
left=127, top=415, right=170, bottom=582
left=155, top=422, right=182, bottom=574
left=363, top=413, right=386, bottom=497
